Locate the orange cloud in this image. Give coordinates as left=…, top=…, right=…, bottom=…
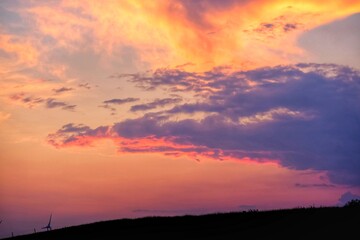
left=47, top=126, right=276, bottom=164
left=24, top=0, right=360, bottom=70
left=0, top=34, right=39, bottom=71
left=0, top=28, right=72, bottom=104
left=47, top=132, right=209, bottom=160
left=0, top=111, right=11, bottom=123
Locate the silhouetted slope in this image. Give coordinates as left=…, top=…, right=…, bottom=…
left=4, top=207, right=359, bottom=240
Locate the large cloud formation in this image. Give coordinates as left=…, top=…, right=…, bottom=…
left=10, top=0, right=358, bottom=71
left=48, top=63, right=360, bottom=186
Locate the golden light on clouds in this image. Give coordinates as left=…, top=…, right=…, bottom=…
left=15, top=0, right=359, bottom=70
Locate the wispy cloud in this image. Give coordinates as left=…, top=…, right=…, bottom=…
left=103, top=98, right=140, bottom=105
left=52, top=87, right=73, bottom=94
left=78, top=83, right=92, bottom=90
left=10, top=93, right=76, bottom=111
left=0, top=111, right=11, bottom=123
left=294, top=183, right=335, bottom=188
left=251, top=16, right=301, bottom=40
left=130, top=98, right=182, bottom=112
left=18, top=0, right=360, bottom=70
left=99, top=98, right=140, bottom=115
left=46, top=98, right=76, bottom=111
left=9, top=93, right=44, bottom=108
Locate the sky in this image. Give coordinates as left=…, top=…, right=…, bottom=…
left=0, top=0, right=360, bottom=237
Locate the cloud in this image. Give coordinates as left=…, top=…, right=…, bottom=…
left=338, top=192, right=360, bottom=206
left=52, top=87, right=73, bottom=94
left=0, top=111, right=11, bottom=123
left=283, top=23, right=297, bottom=32
left=130, top=98, right=182, bottom=112
left=126, top=68, right=199, bottom=92
left=9, top=93, right=76, bottom=111
left=47, top=123, right=109, bottom=147
left=174, top=0, right=245, bottom=27
left=18, top=0, right=360, bottom=70
left=78, top=83, right=92, bottom=90
left=253, top=21, right=299, bottom=37
left=57, top=123, right=92, bottom=133
left=294, top=183, right=335, bottom=188
left=45, top=98, right=76, bottom=111
left=9, top=93, right=44, bottom=108
left=99, top=98, right=140, bottom=115
left=48, top=63, right=360, bottom=186
left=103, top=98, right=139, bottom=105
left=0, top=33, right=39, bottom=69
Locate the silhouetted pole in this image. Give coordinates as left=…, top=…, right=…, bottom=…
left=42, top=214, right=52, bottom=231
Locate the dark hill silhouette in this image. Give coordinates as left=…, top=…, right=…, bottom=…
left=3, top=205, right=360, bottom=240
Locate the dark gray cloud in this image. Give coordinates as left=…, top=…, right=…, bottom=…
left=78, top=83, right=92, bottom=89
left=100, top=98, right=140, bottom=115
left=250, top=15, right=300, bottom=39
left=338, top=192, right=360, bottom=206
left=48, top=63, right=360, bottom=186
left=52, top=87, right=73, bottom=94
left=46, top=98, right=76, bottom=111
left=10, top=93, right=76, bottom=111
left=10, top=93, right=44, bottom=108
left=283, top=23, right=297, bottom=32
left=57, top=123, right=91, bottom=133
left=119, top=68, right=200, bottom=92
left=103, top=98, right=139, bottom=105
left=130, top=98, right=182, bottom=112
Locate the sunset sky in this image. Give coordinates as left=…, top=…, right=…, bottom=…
left=1, top=0, right=360, bottom=237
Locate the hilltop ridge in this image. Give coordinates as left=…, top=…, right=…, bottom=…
left=3, top=205, right=360, bottom=240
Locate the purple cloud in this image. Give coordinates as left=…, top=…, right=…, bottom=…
left=57, top=123, right=91, bottom=133
left=46, top=98, right=76, bottom=111
left=283, top=23, right=297, bottom=32
left=10, top=94, right=76, bottom=111
left=294, top=183, right=335, bottom=188
left=130, top=98, right=182, bottom=112
left=100, top=97, right=140, bottom=115
left=48, top=63, right=360, bottom=186
left=10, top=93, right=44, bottom=108
left=47, top=123, right=108, bottom=147
left=52, top=87, right=73, bottom=94
left=250, top=15, right=300, bottom=39
left=120, top=68, right=200, bottom=92
left=103, top=98, right=139, bottom=105
left=78, top=83, right=92, bottom=89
